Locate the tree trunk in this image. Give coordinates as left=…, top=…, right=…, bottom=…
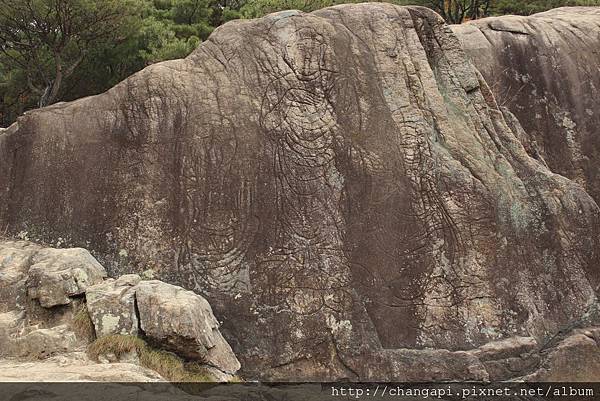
left=38, top=53, right=83, bottom=108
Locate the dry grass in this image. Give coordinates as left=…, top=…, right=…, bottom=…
left=87, top=333, right=145, bottom=360
left=87, top=334, right=214, bottom=382
left=72, top=304, right=96, bottom=342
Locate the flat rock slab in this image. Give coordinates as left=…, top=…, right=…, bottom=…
left=0, top=352, right=164, bottom=382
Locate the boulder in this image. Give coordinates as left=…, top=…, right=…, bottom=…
left=135, top=280, right=240, bottom=374
left=86, top=275, right=141, bottom=337
left=27, top=248, right=107, bottom=308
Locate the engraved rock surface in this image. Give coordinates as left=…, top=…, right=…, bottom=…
left=0, top=4, right=599, bottom=380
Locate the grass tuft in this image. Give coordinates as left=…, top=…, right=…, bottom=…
left=72, top=304, right=96, bottom=342
left=87, top=334, right=214, bottom=382
left=87, top=333, right=145, bottom=360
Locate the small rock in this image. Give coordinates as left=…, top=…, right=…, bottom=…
left=115, top=274, right=142, bottom=287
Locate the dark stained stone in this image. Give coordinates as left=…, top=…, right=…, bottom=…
left=453, top=7, right=600, bottom=203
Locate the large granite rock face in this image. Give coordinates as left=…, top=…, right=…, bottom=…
left=452, top=7, right=600, bottom=203
left=1, top=5, right=599, bottom=380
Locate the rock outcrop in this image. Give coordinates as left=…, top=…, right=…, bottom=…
left=8, top=325, right=78, bottom=359
left=27, top=248, right=107, bottom=308
left=0, top=240, right=240, bottom=379
left=452, top=7, right=600, bottom=203
left=1, top=4, right=599, bottom=381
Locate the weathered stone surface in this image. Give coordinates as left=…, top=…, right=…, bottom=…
left=9, top=324, right=78, bottom=359
left=86, top=276, right=140, bottom=337
left=135, top=280, right=241, bottom=374
left=0, top=241, right=93, bottom=350
left=0, top=241, right=42, bottom=312
left=470, top=336, right=537, bottom=361
left=468, top=336, right=539, bottom=381
left=526, top=330, right=600, bottom=381
left=0, top=310, right=24, bottom=356
left=0, top=352, right=165, bottom=382
left=27, top=248, right=107, bottom=308
left=0, top=5, right=599, bottom=380
left=453, top=7, right=600, bottom=203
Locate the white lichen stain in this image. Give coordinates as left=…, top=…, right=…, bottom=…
left=101, top=314, right=121, bottom=334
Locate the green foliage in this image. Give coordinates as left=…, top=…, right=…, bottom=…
left=492, top=0, right=600, bottom=15
left=0, top=0, right=142, bottom=125
left=137, top=16, right=202, bottom=63
left=418, top=0, right=493, bottom=23
left=87, top=334, right=216, bottom=382
left=0, top=0, right=216, bottom=126
left=0, top=0, right=141, bottom=106
left=239, top=0, right=415, bottom=18
left=239, top=0, right=339, bottom=17
left=2, top=0, right=599, bottom=127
